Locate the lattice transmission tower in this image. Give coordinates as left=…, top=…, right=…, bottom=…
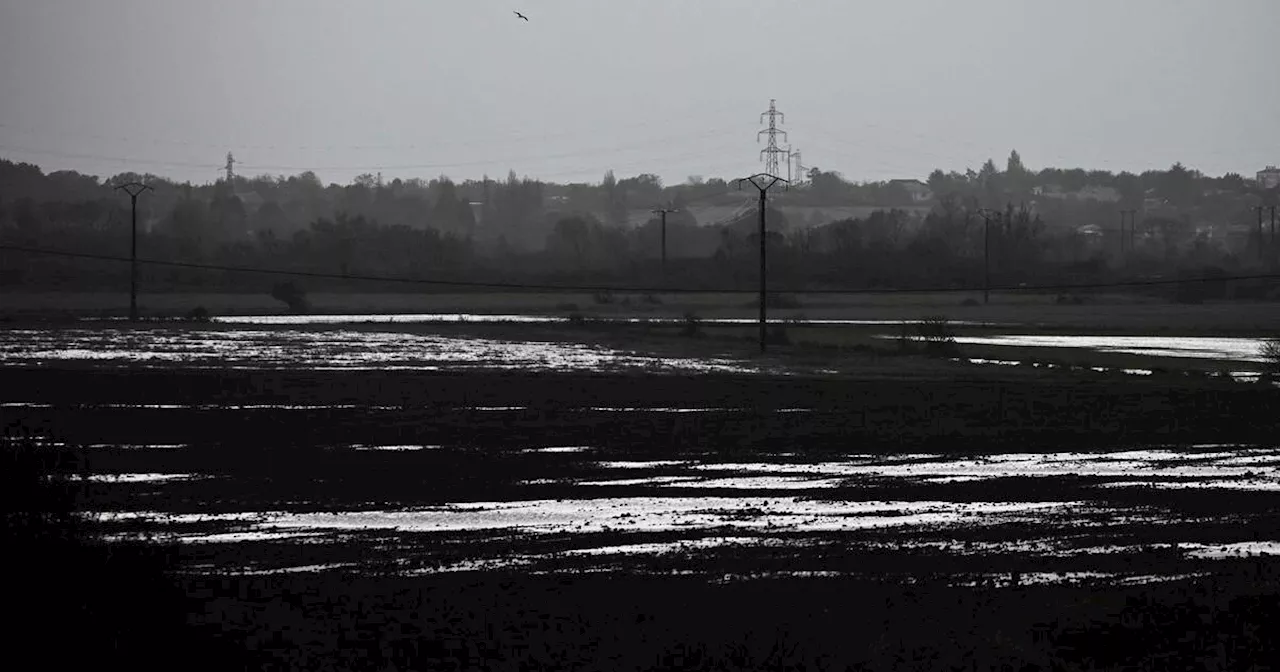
left=757, top=99, right=788, bottom=178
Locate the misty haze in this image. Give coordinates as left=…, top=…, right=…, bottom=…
left=2, top=1, right=1279, bottom=671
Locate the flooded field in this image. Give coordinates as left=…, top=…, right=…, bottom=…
left=0, top=327, right=757, bottom=372
left=9, top=385, right=1280, bottom=587
left=948, top=334, right=1271, bottom=362
left=68, top=440, right=1280, bottom=586
left=6, top=324, right=1280, bottom=595
left=207, top=314, right=984, bottom=327
left=8, top=324, right=1280, bottom=670
left=1, top=324, right=1272, bottom=382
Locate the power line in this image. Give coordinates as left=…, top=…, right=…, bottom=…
left=0, top=99, right=752, bottom=154
left=234, top=129, right=742, bottom=173
left=1, top=136, right=751, bottom=187
left=3, top=128, right=743, bottom=176
left=2, top=243, right=1278, bottom=296
left=0, top=143, right=223, bottom=170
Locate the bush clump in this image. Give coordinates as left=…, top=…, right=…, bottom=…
left=914, top=315, right=960, bottom=357
left=680, top=312, right=704, bottom=338
left=1261, top=337, right=1280, bottom=375
left=270, top=281, right=310, bottom=313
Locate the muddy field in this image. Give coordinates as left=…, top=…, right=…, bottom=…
left=6, top=323, right=1280, bottom=670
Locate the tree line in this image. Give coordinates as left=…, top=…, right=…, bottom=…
left=1, top=154, right=1277, bottom=299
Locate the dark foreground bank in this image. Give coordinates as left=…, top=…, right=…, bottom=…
left=10, top=437, right=1280, bottom=672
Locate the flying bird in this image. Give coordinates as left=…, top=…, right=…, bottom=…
left=514, top=11, right=528, bottom=21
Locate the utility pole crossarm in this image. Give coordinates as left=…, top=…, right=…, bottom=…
left=114, top=182, right=154, bottom=198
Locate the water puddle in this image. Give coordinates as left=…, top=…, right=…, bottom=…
left=949, top=334, right=1269, bottom=362
left=62, top=473, right=210, bottom=484
left=350, top=444, right=442, bottom=452
left=1182, top=542, right=1280, bottom=559
left=237, top=563, right=356, bottom=576
left=559, top=536, right=781, bottom=557
left=522, top=446, right=594, bottom=454
left=949, top=571, right=1209, bottom=587
left=233, top=498, right=1089, bottom=537
left=205, top=314, right=996, bottom=327
left=181, top=530, right=330, bottom=544
left=595, top=461, right=690, bottom=470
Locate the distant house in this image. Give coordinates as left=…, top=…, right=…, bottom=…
left=1258, top=166, right=1280, bottom=190
left=889, top=179, right=933, bottom=203
left=1035, top=184, right=1120, bottom=203
left=1075, top=186, right=1121, bottom=203
left=1029, top=183, right=1121, bottom=202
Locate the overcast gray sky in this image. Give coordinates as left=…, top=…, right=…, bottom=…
left=1, top=0, right=1276, bottom=187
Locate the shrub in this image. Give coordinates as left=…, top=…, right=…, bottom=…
left=961, top=298, right=980, bottom=307
left=186, top=305, right=211, bottom=322
left=3, top=437, right=243, bottom=671
left=642, top=293, right=663, bottom=305
left=270, top=281, right=310, bottom=313
left=593, top=290, right=615, bottom=305
left=1261, top=338, right=1280, bottom=375
left=680, top=312, right=703, bottom=338
left=916, top=315, right=960, bottom=357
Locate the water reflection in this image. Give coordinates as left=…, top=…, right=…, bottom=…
left=72, top=442, right=1280, bottom=584
left=949, top=334, right=1268, bottom=362
left=205, top=314, right=997, bottom=327
left=0, top=328, right=757, bottom=373
left=216, top=498, right=1090, bottom=536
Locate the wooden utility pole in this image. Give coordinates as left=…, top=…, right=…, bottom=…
left=977, top=208, right=1000, bottom=305
left=651, top=207, right=677, bottom=281
left=1119, top=209, right=1137, bottom=256
left=1119, top=210, right=1127, bottom=255
left=736, top=173, right=789, bottom=353
left=113, top=182, right=154, bottom=322
left=1255, top=206, right=1268, bottom=261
